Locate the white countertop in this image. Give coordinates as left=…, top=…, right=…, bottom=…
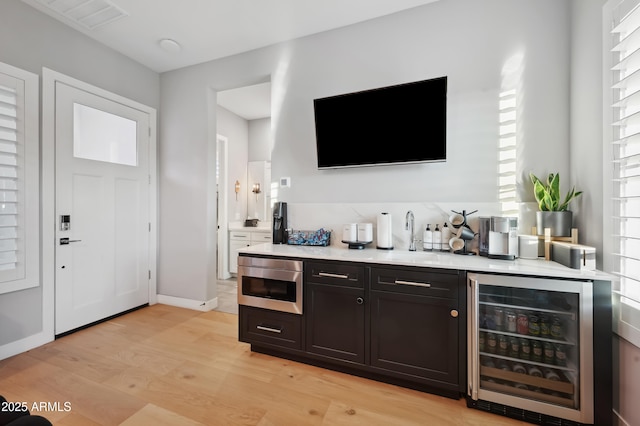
left=238, top=243, right=612, bottom=281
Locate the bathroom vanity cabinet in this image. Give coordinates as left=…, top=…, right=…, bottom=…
left=228, top=229, right=270, bottom=274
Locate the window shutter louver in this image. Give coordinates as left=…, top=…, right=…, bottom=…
left=0, top=84, right=20, bottom=274
left=610, top=1, right=640, bottom=310
left=0, top=62, right=38, bottom=294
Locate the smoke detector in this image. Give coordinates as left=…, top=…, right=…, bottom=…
left=35, top=0, right=128, bottom=30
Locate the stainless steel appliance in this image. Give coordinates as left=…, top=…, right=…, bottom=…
left=237, top=256, right=303, bottom=314
left=478, top=216, right=518, bottom=260
left=273, top=202, right=288, bottom=244
left=467, top=273, right=593, bottom=424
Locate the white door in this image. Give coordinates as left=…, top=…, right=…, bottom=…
left=55, top=81, right=151, bottom=335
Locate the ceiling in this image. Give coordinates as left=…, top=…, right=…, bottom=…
left=217, top=82, right=272, bottom=120
left=20, top=0, right=438, bottom=119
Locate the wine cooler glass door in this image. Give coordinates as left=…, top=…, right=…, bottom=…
left=468, top=273, right=593, bottom=424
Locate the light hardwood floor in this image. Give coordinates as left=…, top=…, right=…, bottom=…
left=0, top=305, right=528, bottom=425
left=214, top=278, right=239, bottom=315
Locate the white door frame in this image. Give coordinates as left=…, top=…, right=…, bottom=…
left=216, top=134, right=231, bottom=279
left=41, top=68, right=157, bottom=339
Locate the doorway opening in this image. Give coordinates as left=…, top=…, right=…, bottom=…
left=214, top=80, right=271, bottom=315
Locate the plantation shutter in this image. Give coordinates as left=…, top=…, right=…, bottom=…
left=607, top=0, right=640, bottom=344
left=0, top=62, right=39, bottom=294
left=0, top=78, right=21, bottom=275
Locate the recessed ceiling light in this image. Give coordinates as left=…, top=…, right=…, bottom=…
left=159, top=38, right=182, bottom=54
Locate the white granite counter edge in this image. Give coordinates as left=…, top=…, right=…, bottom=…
left=238, top=243, right=612, bottom=281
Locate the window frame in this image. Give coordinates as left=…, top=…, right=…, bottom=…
left=604, top=0, right=640, bottom=348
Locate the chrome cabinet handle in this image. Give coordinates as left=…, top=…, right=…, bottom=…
left=318, top=272, right=349, bottom=279
left=394, top=279, right=431, bottom=288
left=356, top=297, right=364, bottom=305
left=256, top=325, right=282, bottom=334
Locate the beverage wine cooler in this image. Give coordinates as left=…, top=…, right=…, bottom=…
left=467, top=273, right=594, bottom=424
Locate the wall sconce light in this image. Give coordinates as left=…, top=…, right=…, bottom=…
left=252, top=183, right=261, bottom=200
left=235, top=180, right=240, bottom=201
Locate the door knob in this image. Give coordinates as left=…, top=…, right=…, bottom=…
left=450, top=309, right=459, bottom=318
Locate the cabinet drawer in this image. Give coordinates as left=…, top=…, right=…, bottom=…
left=371, top=267, right=458, bottom=299
left=306, top=261, right=365, bottom=289
left=230, top=231, right=251, bottom=240
left=251, top=232, right=272, bottom=243
left=239, top=306, right=302, bottom=350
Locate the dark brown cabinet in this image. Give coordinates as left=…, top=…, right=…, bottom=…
left=305, top=261, right=366, bottom=363
left=239, top=305, right=302, bottom=350
left=239, top=257, right=466, bottom=398
left=369, top=266, right=464, bottom=393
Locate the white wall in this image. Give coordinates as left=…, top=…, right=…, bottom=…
left=217, top=106, right=249, bottom=222
left=160, top=0, right=572, bottom=299
left=0, top=1, right=159, bottom=353
left=158, top=70, right=212, bottom=301
left=570, top=0, right=605, bottom=266
left=271, top=0, right=570, bottom=206
left=248, top=118, right=272, bottom=162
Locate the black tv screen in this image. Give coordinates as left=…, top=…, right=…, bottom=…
left=313, top=76, right=447, bottom=169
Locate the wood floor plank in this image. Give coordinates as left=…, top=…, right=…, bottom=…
left=0, top=304, right=528, bottom=425
left=27, top=339, right=132, bottom=384
left=119, top=403, right=205, bottom=426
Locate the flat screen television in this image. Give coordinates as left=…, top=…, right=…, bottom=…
left=313, top=76, right=447, bottom=169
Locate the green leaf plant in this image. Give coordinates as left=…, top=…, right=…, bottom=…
left=529, top=172, right=583, bottom=212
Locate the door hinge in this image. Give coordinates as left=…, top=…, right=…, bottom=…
left=149, top=222, right=151, bottom=232
left=148, top=270, right=151, bottom=280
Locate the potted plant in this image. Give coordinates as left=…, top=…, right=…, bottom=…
left=530, top=172, right=582, bottom=237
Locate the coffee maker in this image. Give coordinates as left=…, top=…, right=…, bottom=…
left=272, top=202, right=288, bottom=244
left=478, top=216, right=518, bottom=260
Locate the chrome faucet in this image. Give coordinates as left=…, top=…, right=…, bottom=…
left=405, top=210, right=416, bottom=251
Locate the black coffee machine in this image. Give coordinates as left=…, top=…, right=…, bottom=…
left=273, top=202, right=288, bottom=244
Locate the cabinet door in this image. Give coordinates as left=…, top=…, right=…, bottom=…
left=370, top=289, right=459, bottom=386
left=305, top=261, right=366, bottom=363
left=229, top=238, right=250, bottom=273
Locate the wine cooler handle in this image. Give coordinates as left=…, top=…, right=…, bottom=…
left=468, top=276, right=479, bottom=400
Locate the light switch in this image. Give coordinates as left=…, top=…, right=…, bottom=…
left=280, top=177, right=291, bottom=188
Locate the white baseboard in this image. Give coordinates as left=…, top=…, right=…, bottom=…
left=0, top=330, right=53, bottom=361
left=156, top=294, right=218, bottom=312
